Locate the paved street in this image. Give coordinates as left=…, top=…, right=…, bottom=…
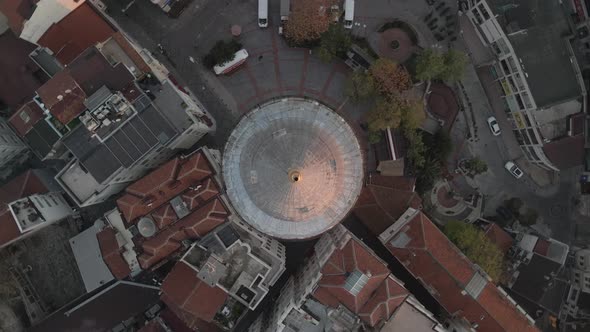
left=451, top=16, right=587, bottom=244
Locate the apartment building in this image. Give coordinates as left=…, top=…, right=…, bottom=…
left=3, top=1, right=214, bottom=207
left=379, top=208, right=539, bottom=332
left=0, top=169, right=75, bottom=249
left=251, top=224, right=446, bottom=332
left=463, top=0, right=585, bottom=171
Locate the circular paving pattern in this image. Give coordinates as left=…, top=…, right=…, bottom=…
left=222, top=98, right=364, bottom=240
left=376, top=28, right=415, bottom=63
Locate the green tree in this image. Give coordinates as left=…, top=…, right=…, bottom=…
left=317, top=24, right=352, bottom=62
left=465, top=157, right=488, bottom=175
left=405, top=129, right=426, bottom=169
left=519, top=209, right=538, bottom=226
left=367, top=97, right=403, bottom=132
left=345, top=71, right=375, bottom=101
left=415, top=49, right=445, bottom=82
left=399, top=97, right=425, bottom=131
left=441, top=49, right=467, bottom=81
left=444, top=221, right=504, bottom=281
left=415, top=48, right=467, bottom=82
left=427, top=131, right=453, bottom=162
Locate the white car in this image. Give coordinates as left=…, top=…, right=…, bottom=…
left=504, top=161, right=524, bottom=179
left=487, top=116, right=501, bottom=136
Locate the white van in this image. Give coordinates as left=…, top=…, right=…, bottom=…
left=258, top=0, right=268, bottom=28
left=344, top=0, right=354, bottom=29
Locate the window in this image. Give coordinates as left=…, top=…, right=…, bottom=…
left=478, top=4, right=490, bottom=20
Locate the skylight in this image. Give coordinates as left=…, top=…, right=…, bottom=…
left=344, top=270, right=369, bottom=296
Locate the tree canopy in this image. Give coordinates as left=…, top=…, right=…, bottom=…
left=369, top=58, right=412, bottom=97
left=285, top=0, right=335, bottom=45
left=345, top=71, right=376, bottom=101
left=317, top=24, right=352, bottom=62
left=444, top=221, right=504, bottom=281
left=366, top=96, right=424, bottom=134
left=415, top=48, right=467, bottom=82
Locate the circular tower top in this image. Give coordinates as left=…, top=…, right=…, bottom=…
left=222, top=98, right=364, bottom=240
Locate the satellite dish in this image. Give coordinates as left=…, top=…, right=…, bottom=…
left=57, top=95, right=63, bottom=101
left=137, top=217, right=156, bottom=237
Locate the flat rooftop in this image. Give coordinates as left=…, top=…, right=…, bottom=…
left=489, top=0, right=581, bottom=107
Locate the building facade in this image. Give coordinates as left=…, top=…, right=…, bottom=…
left=463, top=0, right=585, bottom=171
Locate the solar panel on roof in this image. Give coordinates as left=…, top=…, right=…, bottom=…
left=344, top=270, right=369, bottom=296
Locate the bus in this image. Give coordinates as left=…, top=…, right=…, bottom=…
left=213, top=49, right=249, bottom=75
left=344, top=0, right=354, bottom=29
left=258, top=0, right=268, bottom=28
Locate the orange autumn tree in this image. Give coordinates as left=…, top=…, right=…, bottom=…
left=285, top=0, right=336, bottom=45
left=369, top=58, right=412, bottom=97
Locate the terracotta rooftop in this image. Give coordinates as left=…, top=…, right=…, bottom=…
left=0, top=30, right=47, bottom=109
left=137, top=197, right=228, bottom=269
left=382, top=211, right=539, bottom=332
left=8, top=101, right=45, bottom=137
left=68, top=47, right=134, bottom=96
left=354, top=174, right=421, bottom=235
left=312, top=236, right=408, bottom=327
left=543, top=135, right=585, bottom=170
left=36, top=70, right=86, bottom=125
left=96, top=227, right=131, bottom=279
left=117, top=152, right=215, bottom=224
left=37, top=2, right=115, bottom=65
left=0, top=170, right=49, bottom=246
left=161, top=262, right=228, bottom=327
left=111, top=32, right=151, bottom=74
left=107, top=151, right=228, bottom=270
left=484, top=223, right=514, bottom=255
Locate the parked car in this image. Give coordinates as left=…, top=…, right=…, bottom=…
left=504, top=161, right=524, bottom=179
left=487, top=116, right=501, bottom=136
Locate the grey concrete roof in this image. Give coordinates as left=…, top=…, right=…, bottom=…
left=222, top=98, right=363, bottom=240
left=489, top=0, right=581, bottom=107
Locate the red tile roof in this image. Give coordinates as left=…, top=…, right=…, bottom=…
left=533, top=239, right=550, bottom=256
left=37, top=3, right=115, bottom=65
left=354, top=175, right=422, bottom=235
left=383, top=211, right=539, bottom=332
left=358, top=276, right=409, bottom=327
left=96, top=227, right=131, bottom=279
left=117, top=152, right=214, bottom=224
left=68, top=47, right=134, bottom=95
left=543, top=135, right=585, bottom=170
left=484, top=224, right=514, bottom=255
left=0, top=31, right=46, bottom=109
left=312, top=237, right=405, bottom=327
left=161, top=262, right=228, bottom=326
left=111, top=32, right=151, bottom=74
left=36, top=70, right=86, bottom=125
left=8, top=101, right=45, bottom=137
left=0, top=170, right=49, bottom=247
left=138, top=198, right=228, bottom=269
